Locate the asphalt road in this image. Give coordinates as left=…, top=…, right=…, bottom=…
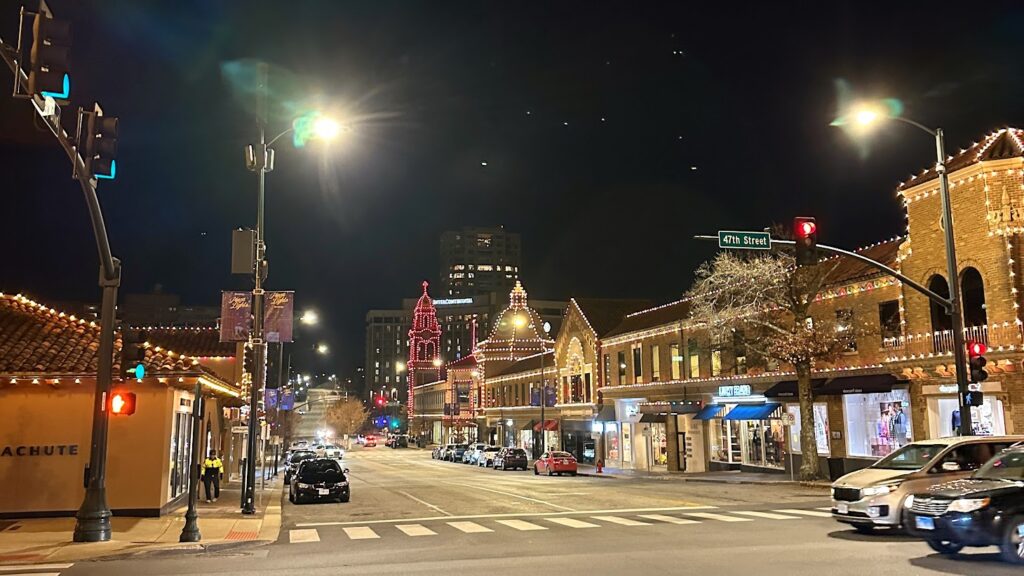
left=32, top=447, right=1024, bottom=576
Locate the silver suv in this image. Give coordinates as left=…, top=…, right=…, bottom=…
left=831, top=436, right=1022, bottom=532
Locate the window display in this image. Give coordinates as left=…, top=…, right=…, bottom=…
left=650, top=424, right=668, bottom=466
left=844, top=390, right=912, bottom=458
left=787, top=403, right=830, bottom=455
left=744, top=420, right=784, bottom=469
left=605, top=425, right=619, bottom=461
left=622, top=424, right=633, bottom=464
left=709, top=418, right=741, bottom=463
left=934, top=397, right=1005, bottom=437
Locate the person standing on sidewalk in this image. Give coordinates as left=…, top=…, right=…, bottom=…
left=203, top=450, right=224, bottom=503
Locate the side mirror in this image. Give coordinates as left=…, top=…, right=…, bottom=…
left=344, top=468, right=350, bottom=474
left=941, top=461, right=961, bottom=472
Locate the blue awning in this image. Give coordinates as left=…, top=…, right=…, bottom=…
left=723, top=403, right=782, bottom=421
left=693, top=404, right=725, bottom=420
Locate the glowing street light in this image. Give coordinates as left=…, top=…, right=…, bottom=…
left=513, top=315, right=527, bottom=328
left=313, top=116, right=342, bottom=141
left=300, top=310, right=319, bottom=326
left=396, top=361, right=406, bottom=373
left=432, top=358, right=442, bottom=367
left=316, top=343, right=329, bottom=355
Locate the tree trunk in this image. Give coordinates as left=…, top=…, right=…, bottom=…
left=796, top=360, right=824, bottom=481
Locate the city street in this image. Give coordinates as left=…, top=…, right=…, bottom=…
left=26, top=447, right=1021, bottom=576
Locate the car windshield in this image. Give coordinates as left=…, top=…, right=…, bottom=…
left=872, top=443, right=944, bottom=470
left=290, top=452, right=315, bottom=463
left=299, top=460, right=344, bottom=483
left=551, top=452, right=573, bottom=458
left=510, top=449, right=527, bottom=456
left=484, top=447, right=499, bottom=452
left=456, top=444, right=469, bottom=449
left=975, top=450, right=1024, bottom=480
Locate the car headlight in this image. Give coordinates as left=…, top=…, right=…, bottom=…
left=340, top=481, right=349, bottom=487
left=947, top=498, right=990, bottom=513
left=296, top=483, right=312, bottom=489
left=862, top=482, right=901, bottom=497
left=904, top=495, right=915, bottom=509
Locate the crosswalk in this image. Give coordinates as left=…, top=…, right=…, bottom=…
left=0, top=563, right=74, bottom=576
left=285, top=507, right=833, bottom=544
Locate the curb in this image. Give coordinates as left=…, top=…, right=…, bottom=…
left=94, top=539, right=273, bottom=562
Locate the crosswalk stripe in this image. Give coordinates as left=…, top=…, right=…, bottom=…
left=546, top=517, right=600, bottom=528
left=496, top=519, right=548, bottom=531
left=0, top=573, right=61, bottom=576
left=396, top=524, right=436, bottom=536
left=592, top=515, right=651, bottom=526
left=638, top=514, right=701, bottom=525
left=343, top=527, right=380, bottom=540
left=448, top=521, right=493, bottom=533
left=733, top=511, right=800, bottom=520
left=773, top=509, right=833, bottom=518
left=0, top=566, right=73, bottom=573
left=684, top=512, right=752, bottom=523
left=289, top=528, right=320, bottom=543
left=816, top=507, right=833, bottom=511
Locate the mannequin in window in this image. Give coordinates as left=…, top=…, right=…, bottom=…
left=951, top=409, right=961, bottom=436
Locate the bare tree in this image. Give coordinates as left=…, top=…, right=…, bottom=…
left=325, top=399, right=370, bottom=448
left=272, top=409, right=302, bottom=447
left=688, top=250, right=857, bottom=480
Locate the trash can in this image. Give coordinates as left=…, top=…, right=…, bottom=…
left=827, top=457, right=845, bottom=481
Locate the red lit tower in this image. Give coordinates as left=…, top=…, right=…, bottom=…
left=407, top=281, right=442, bottom=418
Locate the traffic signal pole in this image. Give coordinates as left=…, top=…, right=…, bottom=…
left=1, top=26, right=120, bottom=542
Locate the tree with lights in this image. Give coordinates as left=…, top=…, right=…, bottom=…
left=688, top=250, right=858, bottom=481
left=326, top=398, right=370, bottom=449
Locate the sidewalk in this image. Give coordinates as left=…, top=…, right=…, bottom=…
left=577, top=464, right=831, bottom=488
left=0, top=476, right=283, bottom=565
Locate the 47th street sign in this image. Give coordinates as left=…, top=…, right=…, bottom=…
left=718, top=230, right=771, bottom=250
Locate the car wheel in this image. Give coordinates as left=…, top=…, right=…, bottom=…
left=1000, top=515, right=1024, bottom=564
left=340, top=495, right=351, bottom=503
left=570, top=472, right=577, bottom=477
left=926, top=539, right=964, bottom=556
left=852, top=525, right=874, bottom=535
left=547, top=467, right=553, bottom=476
left=534, top=465, right=539, bottom=475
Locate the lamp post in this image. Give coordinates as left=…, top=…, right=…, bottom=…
left=835, top=104, right=973, bottom=436
left=179, top=382, right=204, bottom=542
left=539, top=321, right=551, bottom=457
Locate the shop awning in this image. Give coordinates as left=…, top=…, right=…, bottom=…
left=639, top=413, right=667, bottom=423
left=817, top=374, right=906, bottom=396
left=520, top=420, right=536, bottom=431
left=533, top=419, right=559, bottom=432
left=763, top=379, right=826, bottom=398
left=595, top=405, right=617, bottom=422
left=723, top=403, right=781, bottom=421
left=693, top=404, right=725, bottom=420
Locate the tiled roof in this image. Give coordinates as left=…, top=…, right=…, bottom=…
left=822, top=238, right=902, bottom=286
left=495, top=351, right=555, bottom=377
left=143, top=327, right=235, bottom=359
left=603, top=300, right=690, bottom=339
left=447, top=354, right=477, bottom=369
left=571, top=298, right=653, bottom=337
left=899, top=127, right=1024, bottom=190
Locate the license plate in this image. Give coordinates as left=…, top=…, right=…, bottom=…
left=914, top=516, right=935, bottom=531
left=318, top=488, right=330, bottom=495
left=837, top=503, right=848, bottom=515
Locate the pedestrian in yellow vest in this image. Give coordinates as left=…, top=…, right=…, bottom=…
left=203, top=450, right=224, bottom=502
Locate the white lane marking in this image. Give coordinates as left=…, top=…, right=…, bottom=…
left=295, top=505, right=715, bottom=527
left=448, top=521, right=492, bottom=533
left=0, top=573, right=61, bottom=576
left=343, top=527, right=380, bottom=540
left=734, top=511, right=800, bottom=520
left=496, top=519, right=548, bottom=531
left=397, top=490, right=452, bottom=516
left=289, top=528, right=320, bottom=543
left=592, top=515, right=652, bottom=526
left=816, top=507, right=833, bottom=511
left=638, top=514, right=701, bottom=525
left=444, top=481, right=576, bottom=511
left=0, top=566, right=73, bottom=573
left=774, top=509, right=833, bottom=518
left=684, top=512, right=752, bottom=523
left=546, top=517, right=600, bottom=529
left=395, top=524, right=436, bottom=536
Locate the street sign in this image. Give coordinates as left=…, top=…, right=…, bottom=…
left=718, top=230, right=771, bottom=250
left=781, top=412, right=796, bottom=426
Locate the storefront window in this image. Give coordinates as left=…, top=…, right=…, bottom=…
left=605, top=424, right=619, bottom=462
left=709, top=418, right=741, bottom=463
left=844, top=390, right=912, bottom=458
left=169, top=411, right=192, bottom=501
left=933, top=397, right=1005, bottom=437
left=787, top=403, right=830, bottom=455
left=743, top=419, right=784, bottom=469
left=650, top=423, right=668, bottom=466
left=622, top=424, right=633, bottom=464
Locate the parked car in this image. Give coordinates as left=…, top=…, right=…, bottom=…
left=284, top=450, right=317, bottom=485
left=534, top=451, right=578, bottom=476
left=831, top=436, right=1022, bottom=532
left=493, top=447, right=529, bottom=471
left=390, top=435, right=409, bottom=449
left=289, top=439, right=310, bottom=451
left=318, top=444, right=345, bottom=459
left=464, top=443, right=488, bottom=464
left=289, top=458, right=350, bottom=504
left=447, top=443, right=470, bottom=462
left=477, top=446, right=501, bottom=467
left=365, top=436, right=377, bottom=447
left=906, top=444, right=1024, bottom=562
left=432, top=445, right=448, bottom=459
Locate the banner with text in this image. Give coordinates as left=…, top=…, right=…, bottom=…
left=264, top=291, right=295, bottom=343
left=220, top=291, right=252, bottom=342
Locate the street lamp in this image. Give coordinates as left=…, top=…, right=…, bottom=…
left=316, top=343, right=329, bottom=355
left=538, top=321, right=551, bottom=458
left=300, top=309, right=319, bottom=326
left=833, top=101, right=973, bottom=436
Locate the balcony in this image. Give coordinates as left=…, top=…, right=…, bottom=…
left=883, top=322, right=1023, bottom=356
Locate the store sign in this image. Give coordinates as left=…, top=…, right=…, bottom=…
left=717, top=385, right=752, bottom=398
left=1, top=444, right=79, bottom=457
left=433, top=298, right=474, bottom=306
left=938, top=384, right=982, bottom=394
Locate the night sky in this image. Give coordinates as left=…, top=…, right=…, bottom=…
left=3, top=1, right=1023, bottom=376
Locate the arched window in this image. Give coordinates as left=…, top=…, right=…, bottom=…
left=928, top=275, right=952, bottom=333
left=961, top=267, right=987, bottom=327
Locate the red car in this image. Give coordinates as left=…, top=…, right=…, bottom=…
left=534, top=451, right=577, bottom=476
left=365, top=436, right=377, bottom=447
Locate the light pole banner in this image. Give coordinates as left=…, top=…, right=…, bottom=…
left=280, top=390, right=295, bottom=411
left=220, top=291, right=252, bottom=342
left=264, top=388, right=279, bottom=409
left=264, top=291, right=295, bottom=343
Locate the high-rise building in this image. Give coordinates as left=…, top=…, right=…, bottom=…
left=440, top=226, right=521, bottom=297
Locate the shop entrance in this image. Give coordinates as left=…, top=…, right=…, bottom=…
left=929, top=396, right=1006, bottom=437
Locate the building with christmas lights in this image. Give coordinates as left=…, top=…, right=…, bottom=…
left=406, top=282, right=443, bottom=419
left=440, top=226, right=521, bottom=298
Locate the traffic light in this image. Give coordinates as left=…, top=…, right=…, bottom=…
left=243, top=344, right=255, bottom=375
left=109, top=391, right=137, bottom=416
left=389, top=417, right=400, bottom=430
left=80, top=104, right=118, bottom=180
left=967, top=340, right=988, bottom=383
left=793, top=217, right=818, bottom=267
left=964, top=390, right=985, bottom=407
left=375, top=395, right=386, bottom=408
left=28, top=12, right=72, bottom=100
left=120, top=328, right=146, bottom=380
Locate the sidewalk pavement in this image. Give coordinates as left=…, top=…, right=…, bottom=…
left=577, top=464, right=831, bottom=488
left=0, top=476, right=283, bottom=565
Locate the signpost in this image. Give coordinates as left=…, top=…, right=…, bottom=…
left=718, top=230, right=771, bottom=250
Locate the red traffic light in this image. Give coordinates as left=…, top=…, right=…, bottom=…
left=967, top=341, right=987, bottom=357
left=109, top=391, right=137, bottom=415
left=796, top=220, right=817, bottom=238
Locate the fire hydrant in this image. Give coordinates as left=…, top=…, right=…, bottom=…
left=596, top=459, right=604, bottom=474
